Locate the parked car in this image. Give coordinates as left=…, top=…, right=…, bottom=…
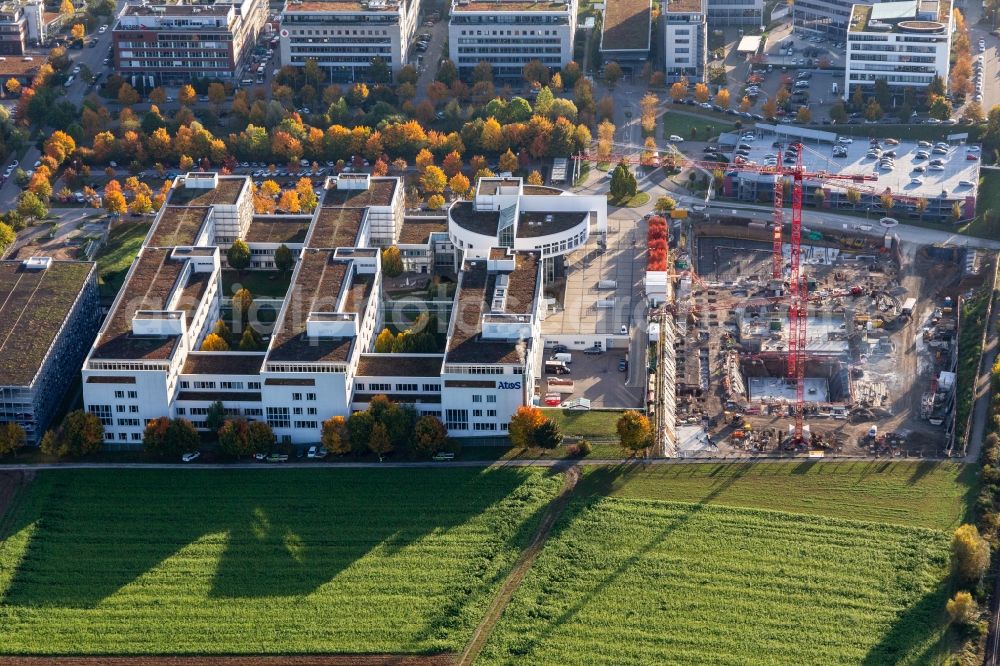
left=307, top=446, right=328, bottom=459
left=668, top=134, right=684, bottom=142
left=583, top=346, right=604, bottom=355
left=181, top=452, right=200, bottom=462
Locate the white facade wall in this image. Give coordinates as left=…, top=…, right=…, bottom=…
left=448, top=1, right=577, bottom=79
left=844, top=8, right=952, bottom=99
left=280, top=0, right=418, bottom=79
left=663, top=7, right=706, bottom=83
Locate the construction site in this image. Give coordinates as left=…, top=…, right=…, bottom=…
left=659, top=216, right=988, bottom=458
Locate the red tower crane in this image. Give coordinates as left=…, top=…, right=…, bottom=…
left=574, top=143, right=879, bottom=441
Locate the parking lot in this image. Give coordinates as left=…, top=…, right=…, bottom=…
left=539, top=346, right=642, bottom=409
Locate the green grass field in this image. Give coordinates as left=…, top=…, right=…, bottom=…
left=577, top=461, right=976, bottom=531
left=95, top=222, right=151, bottom=300
left=0, top=468, right=562, bottom=654
left=220, top=269, right=293, bottom=299
left=479, top=498, right=952, bottom=665
left=662, top=111, right=735, bottom=141
left=540, top=409, right=623, bottom=439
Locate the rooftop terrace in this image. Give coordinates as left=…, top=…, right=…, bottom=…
left=450, top=201, right=499, bottom=236
left=356, top=354, right=444, bottom=377
left=283, top=0, right=404, bottom=12
left=245, top=215, right=312, bottom=245
left=149, top=207, right=210, bottom=248
left=451, top=0, right=572, bottom=11
left=601, top=0, right=651, bottom=51
left=93, top=249, right=186, bottom=360
left=322, top=178, right=398, bottom=208
left=268, top=251, right=370, bottom=364
left=398, top=216, right=447, bottom=244
left=0, top=261, right=95, bottom=387
left=166, top=178, right=246, bottom=207
left=517, top=211, right=589, bottom=238
left=308, top=207, right=366, bottom=248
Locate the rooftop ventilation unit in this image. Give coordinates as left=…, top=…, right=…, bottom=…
left=491, top=273, right=509, bottom=312
left=21, top=256, right=51, bottom=271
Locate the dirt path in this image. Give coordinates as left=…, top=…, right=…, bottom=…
left=456, top=465, right=580, bottom=666
left=0, top=657, right=454, bottom=666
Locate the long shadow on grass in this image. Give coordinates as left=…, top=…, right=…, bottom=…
left=3, top=468, right=539, bottom=607
left=860, top=581, right=952, bottom=666
left=485, top=462, right=752, bottom=660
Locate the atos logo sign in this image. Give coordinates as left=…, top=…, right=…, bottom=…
left=496, top=381, right=522, bottom=390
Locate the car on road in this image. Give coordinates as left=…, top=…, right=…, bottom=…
left=266, top=453, right=289, bottom=463
left=853, top=224, right=873, bottom=231
left=307, top=446, right=328, bottom=459
left=181, top=452, right=200, bottom=462
left=668, top=134, right=684, bottom=142
left=583, top=346, right=604, bottom=355
left=99, top=24, right=107, bottom=33
left=960, top=179, right=975, bottom=187
left=618, top=358, right=628, bottom=372
left=879, top=217, right=898, bottom=228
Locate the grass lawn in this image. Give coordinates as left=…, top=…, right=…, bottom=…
left=662, top=111, right=735, bottom=141
left=607, top=191, right=650, bottom=208
left=966, top=170, right=1000, bottom=237
left=540, top=409, right=623, bottom=439
left=576, top=461, right=976, bottom=531
left=221, top=269, right=292, bottom=299
left=955, top=291, right=990, bottom=447
left=0, top=468, right=562, bottom=655
left=95, top=221, right=151, bottom=301
left=480, top=497, right=953, bottom=665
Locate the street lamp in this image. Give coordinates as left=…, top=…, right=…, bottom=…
left=866, top=206, right=871, bottom=221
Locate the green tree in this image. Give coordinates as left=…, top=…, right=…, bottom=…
left=610, top=161, right=636, bottom=202
left=873, top=78, right=891, bottom=109
left=227, top=239, right=251, bottom=272
left=952, top=524, right=990, bottom=585
left=212, top=319, right=231, bottom=341
left=603, top=62, right=623, bottom=88
left=374, top=328, right=395, bottom=352
left=44, top=410, right=104, bottom=458
left=436, top=59, right=458, bottom=86
left=166, top=418, right=200, bottom=454
left=347, top=409, right=374, bottom=455
left=864, top=98, right=883, bottom=122
left=471, top=60, right=493, bottom=84
left=846, top=188, right=861, bottom=209
left=205, top=401, right=226, bottom=433
left=16, top=191, right=47, bottom=222
left=218, top=419, right=253, bottom=457
left=0, top=422, right=25, bottom=456
left=927, top=75, right=946, bottom=99
left=534, top=419, right=563, bottom=449
left=929, top=95, right=952, bottom=121
left=616, top=410, right=652, bottom=454
left=381, top=246, right=404, bottom=277
left=247, top=421, right=276, bottom=453
left=274, top=243, right=294, bottom=276
left=239, top=326, right=263, bottom=351
left=369, top=56, right=391, bottom=84
left=654, top=196, right=676, bottom=213
left=413, top=415, right=448, bottom=458
left=0, top=221, right=14, bottom=256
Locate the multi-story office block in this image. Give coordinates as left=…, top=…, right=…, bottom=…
left=280, top=0, right=420, bottom=82
left=81, top=171, right=606, bottom=446
left=706, top=0, right=761, bottom=26
left=845, top=0, right=952, bottom=98
left=0, top=0, right=44, bottom=54
left=112, top=0, right=268, bottom=85
left=0, top=258, right=100, bottom=445
left=449, top=0, right=577, bottom=80
left=663, top=0, right=707, bottom=83
left=794, top=0, right=862, bottom=38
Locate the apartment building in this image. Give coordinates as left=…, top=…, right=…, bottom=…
left=80, top=171, right=605, bottom=446
left=0, top=0, right=43, bottom=54
left=663, top=0, right=707, bottom=83
left=845, top=0, right=952, bottom=99
left=448, top=0, right=577, bottom=80
left=0, top=258, right=100, bottom=445
left=280, top=0, right=420, bottom=82
left=112, top=0, right=268, bottom=85
left=705, top=0, right=761, bottom=26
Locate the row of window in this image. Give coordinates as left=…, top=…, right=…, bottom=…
left=180, top=380, right=262, bottom=390
left=289, top=28, right=391, bottom=36
left=357, top=382, right=440, bottom=392
left=120, top=60, right=231, bottom=70
left=444, top=409, right=508, bottom=431
left=177, top=406, right=264, bottom=417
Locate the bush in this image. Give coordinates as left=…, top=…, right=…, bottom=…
left=946, top=590, right=978, bottom=626
left=952, top=524, right=991, bottom=585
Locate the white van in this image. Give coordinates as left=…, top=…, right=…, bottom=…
left=551, top=352, right=572, bottom=364
left=63, top=75, right=74, bottom=87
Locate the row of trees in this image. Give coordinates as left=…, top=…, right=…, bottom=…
left=321, top=395, right=449, bottom=459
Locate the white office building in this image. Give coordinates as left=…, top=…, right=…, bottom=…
left=663, top=0, right=707, bottom=83
left=81, top=172, right=606, bottom=447
left=448, top=0, right=577, bottom=80
left=844, top=0, right=952, bottom=99
left=279, top=0, right=420, bottom=82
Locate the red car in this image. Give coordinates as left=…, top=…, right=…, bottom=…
left=543, top=393, right=561, bottom=407
left=967, top=153, right=979, bottom=160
